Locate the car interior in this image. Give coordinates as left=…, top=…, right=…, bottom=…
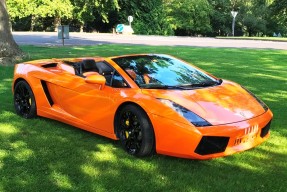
left=65, top=59, right=129, bottom=88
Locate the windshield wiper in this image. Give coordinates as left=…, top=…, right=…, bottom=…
left=143, top=85, right=189, bottom=90
left=188, top=80, right=221, bottom=87
left=142, top=80, right=222, bottom=90
left=191, top=83, right=215, bottom=87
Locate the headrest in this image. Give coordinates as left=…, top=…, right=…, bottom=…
left=96, top=62, right=113, bottom=74
left=82, top=59, right=97, bottom=70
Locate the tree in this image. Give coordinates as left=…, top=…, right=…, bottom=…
left=7, top=0, right=73, bottom=31
left=4, top=0, right=285, bottom=36
left=164, top=0, right=211, bottom=36
left=270, top=0, right=287, bottom=36
left=0, top=0, right=23, bottom=65
left=240, top=0, right=270, bottom=36
left=72, top=0, right=119, bottom=32
left=6, top=0, right=38, bottom=31
left=36, top=0, right=73, bottom=31
left=208, top=0, right=233, bottom=36
left=117, top=0, right=173, bottom=35
left=72, top=0, right=96, bottom=32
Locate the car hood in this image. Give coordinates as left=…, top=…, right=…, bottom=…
left=142, top=81, right=266, bottom=125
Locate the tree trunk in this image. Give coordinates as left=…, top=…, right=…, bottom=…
left=0, top=0, right=23, bottom=65
left=80, top=23, right=84, bottom=33
left=30, top=15, right=36, bottom=31
left=54, top=16, right=61, bottom=32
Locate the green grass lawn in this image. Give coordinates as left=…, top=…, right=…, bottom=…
left=1, top=45, right=287, bottom=191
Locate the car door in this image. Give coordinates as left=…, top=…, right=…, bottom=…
left=53, top=62, right=124, bottom=133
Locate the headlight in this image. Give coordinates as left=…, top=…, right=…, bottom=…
left=158, top=99, right=211, bottom=127
left=241, top=86, right=268, bottom=111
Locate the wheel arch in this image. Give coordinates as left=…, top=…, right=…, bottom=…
left=13, top=78, right=29, bottom=91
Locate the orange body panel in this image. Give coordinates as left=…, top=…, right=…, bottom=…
left=12, top=55, right=273, bottom=159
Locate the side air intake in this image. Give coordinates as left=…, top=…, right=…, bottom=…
left=195, top=136, right=229, bottom=155
left=40, top=80, right=54, bottom=106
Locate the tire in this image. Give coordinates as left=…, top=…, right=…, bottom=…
left=14, top=80, right=37, bottom=119
left=116, top=104, right=155, bottom=157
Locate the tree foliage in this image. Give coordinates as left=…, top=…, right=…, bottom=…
left=4, top=0, right=287, bottom=36
left=236, top=0, right=271, bottom=36
left=270, top=0, right=287, bottom=35
left=6, top=0, right=37, bottom=18
left=165, top=0, right=211, bottom=36
left=7, top=0, right=73, bottom=31
left=116, top=0, right=173, bottom=35
left=71, top=0, right=119, bottom=32
left=208, top=0, right=233, bottom=36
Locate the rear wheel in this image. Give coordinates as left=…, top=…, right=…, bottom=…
left=14, top=80, right=37, bottom=118
left=116, top=105, right=155, bottom=157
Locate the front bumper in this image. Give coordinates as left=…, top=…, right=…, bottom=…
left=151, top=109, right=273, bottom=159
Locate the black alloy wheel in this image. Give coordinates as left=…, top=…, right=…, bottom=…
left=14, top=80, right=37, bottom=119
left=116, top=105, right=155, bottom=157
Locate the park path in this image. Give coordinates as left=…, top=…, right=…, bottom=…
left=13, top=32, right=287, bottom=50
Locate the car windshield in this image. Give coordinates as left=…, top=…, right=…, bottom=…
left=112, top=54, right=218, bottom=89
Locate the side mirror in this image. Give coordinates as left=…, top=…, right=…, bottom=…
left=85, top=74, right=106, bottom=89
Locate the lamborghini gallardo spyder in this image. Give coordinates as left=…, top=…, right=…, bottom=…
left=12, top=54, right=273, bottom=159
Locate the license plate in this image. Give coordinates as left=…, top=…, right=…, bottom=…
left=234, top=132, right=259, bottom=146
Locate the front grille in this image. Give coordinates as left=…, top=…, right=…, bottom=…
left=260, top=121, right=271, bottom=138
left=195, top=136, right=229, bottom=155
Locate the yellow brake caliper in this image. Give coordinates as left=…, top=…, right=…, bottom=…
left=125, top=119, right=130, bottom=138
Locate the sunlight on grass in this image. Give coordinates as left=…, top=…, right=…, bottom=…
left=92, top=144, right=117, bottom=162
left=51, top=171, right=73, bottom=190
left=262, top=91, right=287, bottom=102
left=2, top=78, right=12, bottom=82
left=252, top=73, right=287, bottom=81
left=259, top=57, right=275, bottom=63
left=0, top=150, right=8, bottom=169
left=0, top=123, right=18, bottom=135
left=235, top=158, right=268, bottom=172
left=14, top=148, right=34, bottom=162
left=81, top=165, right=100, bottom=177
left=73, top=47, right=85, bottom=50
left=10, top=141, right=34, bottom=162
left=266, top=133, right=287, bottom=149
left=0, top=150, right=8, bottom=159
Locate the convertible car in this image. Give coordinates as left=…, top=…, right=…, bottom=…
left=12, top=54, right=273, bottom=159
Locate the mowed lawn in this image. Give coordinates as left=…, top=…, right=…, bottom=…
left=0, top=45, right=286, bottom=192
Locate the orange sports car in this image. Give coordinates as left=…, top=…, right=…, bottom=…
left=12, top=54, right=273, bottom=159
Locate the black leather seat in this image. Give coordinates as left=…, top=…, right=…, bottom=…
left=82, top=59, right=99, bottom=73
left=96, top=62, right=114, bottom=84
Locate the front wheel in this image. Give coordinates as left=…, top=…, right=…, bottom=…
left=116, top=105, right=155, bottom=157
left=14, top=80, right=37, bottom=119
